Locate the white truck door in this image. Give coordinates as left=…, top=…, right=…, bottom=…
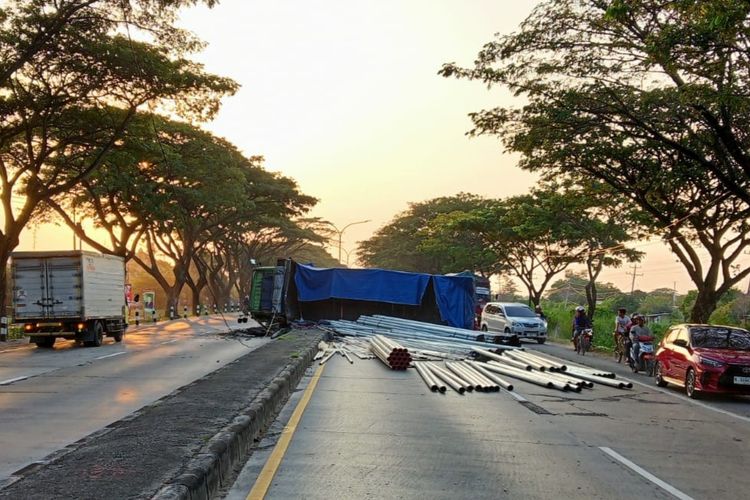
left=13, top=258, right=48, bottom=319
left=46, top=256, right=83, bottom=318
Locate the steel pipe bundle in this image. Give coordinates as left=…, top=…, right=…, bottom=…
left=466, top=361, right=514, bottom=391
left=427, top=362, right=468, bottom=394
left=369, top=335, right=412, bottom=370
left=414, top=363, right=446, bottom=393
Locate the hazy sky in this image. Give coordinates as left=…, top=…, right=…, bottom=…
left=16, top=0, right=750, bottom=294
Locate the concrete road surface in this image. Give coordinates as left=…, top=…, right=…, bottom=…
left=0, top=314, right=266, bottom=483
left=229, top=346, right=750, bottom=500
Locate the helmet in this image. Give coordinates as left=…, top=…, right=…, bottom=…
left=575, top=306, right=585, bottom=312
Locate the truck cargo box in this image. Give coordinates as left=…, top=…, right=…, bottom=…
left=12, top=250, right=125, bottom=321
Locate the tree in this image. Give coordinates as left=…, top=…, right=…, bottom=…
left=0, top=0, right=236, bottom=313
left=440, top=0, right=750, bottom=322
left=357, top=193, right=494, bottom=274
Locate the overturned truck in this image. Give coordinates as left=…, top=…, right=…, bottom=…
left=248, top=259, right=476, bottom=330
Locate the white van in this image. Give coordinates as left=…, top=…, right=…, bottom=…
left=480, top=302, right=548, bottom=344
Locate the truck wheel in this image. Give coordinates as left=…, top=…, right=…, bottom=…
left=113, top=330, right=124, bottom=342
left=85, top=322, right=104, bottom=347
left=34, top=337, right=56, bottom=348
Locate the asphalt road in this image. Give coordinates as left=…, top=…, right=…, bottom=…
left=229, top=342, right=750, bottom=500
left=0, top=314, right=266, bottom=483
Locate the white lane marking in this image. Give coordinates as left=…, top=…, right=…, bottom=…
left=503, top=388, right=528, bottom=402
left=94, top=351, right=127, bottom=360
left=0, top=375, right=29, bottom=386
left=623, top=376, right=750, bottom=424
left=159, top=339, right=178, bottom=345
left=600, top=447, right=694, bottom=500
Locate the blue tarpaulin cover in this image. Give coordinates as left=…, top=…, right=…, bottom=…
left=294, top=263, right=474, bottom=329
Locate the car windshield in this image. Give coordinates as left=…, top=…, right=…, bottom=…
left=504, top=306, right=536, bottom=318
left=690, top=327, right=750, bottom=350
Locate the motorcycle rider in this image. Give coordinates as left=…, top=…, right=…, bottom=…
left=572, top=306, right=592, bottom=350
left=614, top=307, right=631, bottom=363
left=629, top=314, right=651, bottom=370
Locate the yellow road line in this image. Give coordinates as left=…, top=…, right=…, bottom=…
left=246, top=362, right=326, bottom=500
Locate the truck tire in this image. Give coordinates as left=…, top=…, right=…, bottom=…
left=34, top=337, right=56, bottom=348
left=113, top=327, right=124, bottom=342
left=85, top=322, right=104, bottom=347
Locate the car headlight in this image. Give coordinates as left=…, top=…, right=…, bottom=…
left=699, top=356, right=725, bottom=368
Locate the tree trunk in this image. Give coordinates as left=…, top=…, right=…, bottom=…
left=689, top=288, right=719, bottom=323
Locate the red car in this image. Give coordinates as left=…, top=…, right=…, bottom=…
left=655, top=324, right=750, bottom=399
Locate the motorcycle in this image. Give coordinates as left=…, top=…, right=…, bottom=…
left=629, top=335, right=655, bottom=376
left=576, top=328, right=593, bottom=355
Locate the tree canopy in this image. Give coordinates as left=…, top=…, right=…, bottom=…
left=440, top=0, right=750, bottom=321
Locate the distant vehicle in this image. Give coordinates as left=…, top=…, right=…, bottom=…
left=12, top=251, right=128, bottom=348
left=446, top=271, right=490, bottom=329
left=480, top=302, right=548, bottom=344
left=655, top=324, right=750, bottom=399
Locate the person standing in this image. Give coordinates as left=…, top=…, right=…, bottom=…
left=614, top=307, right=631, bottom=363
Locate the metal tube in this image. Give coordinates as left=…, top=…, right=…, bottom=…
left=445, top=362, right=484, bottom=391
left=516, top=351, right=568, bottom=372
left=480, top=362, right=573, bottom=391
left=467, top=361, right=514, bottom=391
left=565, top=368, right=632, bottom=388
left=430, top=363, right=473, bottom=392
left=338, top=348, right=354, bottom=364
left=414, top=363, right=439, bottom=392
left=319, top=350, right=336, bottom=365
left=426, top=363, right=466, bottom=394
left=543, top=370, right=592, bottom=388
left=505, top=351, right=547, bottom=371
left=420, top=363, right=447, bottom=393
left=483, top=354, right=533, bottom=371
left=455, top=362, right=500, bottom=392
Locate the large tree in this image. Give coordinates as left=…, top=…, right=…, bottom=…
left=357, top=193, right=496, bottom=275
left=0, top=0, right=235, bottom=313
left=441, top=0, right=750, bottom=321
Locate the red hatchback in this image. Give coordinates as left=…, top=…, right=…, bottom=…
left=655, top=324, right=750, bottom=399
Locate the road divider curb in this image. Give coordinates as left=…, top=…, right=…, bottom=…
left=153, top=332, right=322, bottom=500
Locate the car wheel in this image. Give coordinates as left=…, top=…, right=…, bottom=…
left=481, top=325, right=488, bottom=332
left=685, top=368, right=700, bottom=399
left=655, top=361, right=668, bottom=387
left=536, top=338, right=546, bottom=344
left=504, top=327, right=511, bottom=333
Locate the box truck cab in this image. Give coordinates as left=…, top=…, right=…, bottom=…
left=12, top=251, right=128, bottom=348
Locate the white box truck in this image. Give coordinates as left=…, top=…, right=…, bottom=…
left=11, top=250, right=128, bottom=347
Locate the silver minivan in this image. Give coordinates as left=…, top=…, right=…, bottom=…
left=480, top=302, right=548, bottom=344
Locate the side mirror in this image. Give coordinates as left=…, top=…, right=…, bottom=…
left=673, top=339, right=688, bottom=348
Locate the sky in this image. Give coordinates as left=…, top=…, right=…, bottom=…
left=15, top=0, right=750, bottom=295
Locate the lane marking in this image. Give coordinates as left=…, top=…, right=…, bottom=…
left=599, top=447, right=694, bottom=500
left=0, top=375, right=29, bottom=386
left=94, top=352, right=127, bottom=360
left=159, top=340, right=178, bottom=345
left=247, top=363, right=326, bottom=500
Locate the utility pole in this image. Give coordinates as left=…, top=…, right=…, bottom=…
left=672, top=281, right=677, bottom=309
left=626, top=264, right=643, bottom=296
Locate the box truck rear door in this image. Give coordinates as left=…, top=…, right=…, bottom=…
left=46, top=257, right=83, bottom=318
left=13, top=258, right=48, bottom=319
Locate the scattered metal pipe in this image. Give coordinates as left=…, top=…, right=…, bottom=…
left=505, top=350, right=547, bottom=371
left=479, top=362, right=557, bottom=389
left=565, top=368, right=632, bottom=389
left=414, top=363, right=440, bottom=392
left=319, top=350, right=336, bottom=365
left=467, top=361, right=514, bottom=391
left=472, top=347, right=530, bottom=369
left=516, top=351, right=568, bottom=372
left=485, top=355, right=533, bottom=372
left=420, top=363, right=447, bottom=393
left=455, top=362, right=500, bottom=392
left=427, top=363, right=469, bottom=394
left=445, top=362, right=484, bottom=391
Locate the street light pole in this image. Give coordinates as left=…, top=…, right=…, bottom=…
left=327, top=219, right=371, bottom=265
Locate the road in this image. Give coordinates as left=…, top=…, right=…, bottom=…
left=0, top=314, right=267, bottom=483
left=228, top=342, right=750, bottom=500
